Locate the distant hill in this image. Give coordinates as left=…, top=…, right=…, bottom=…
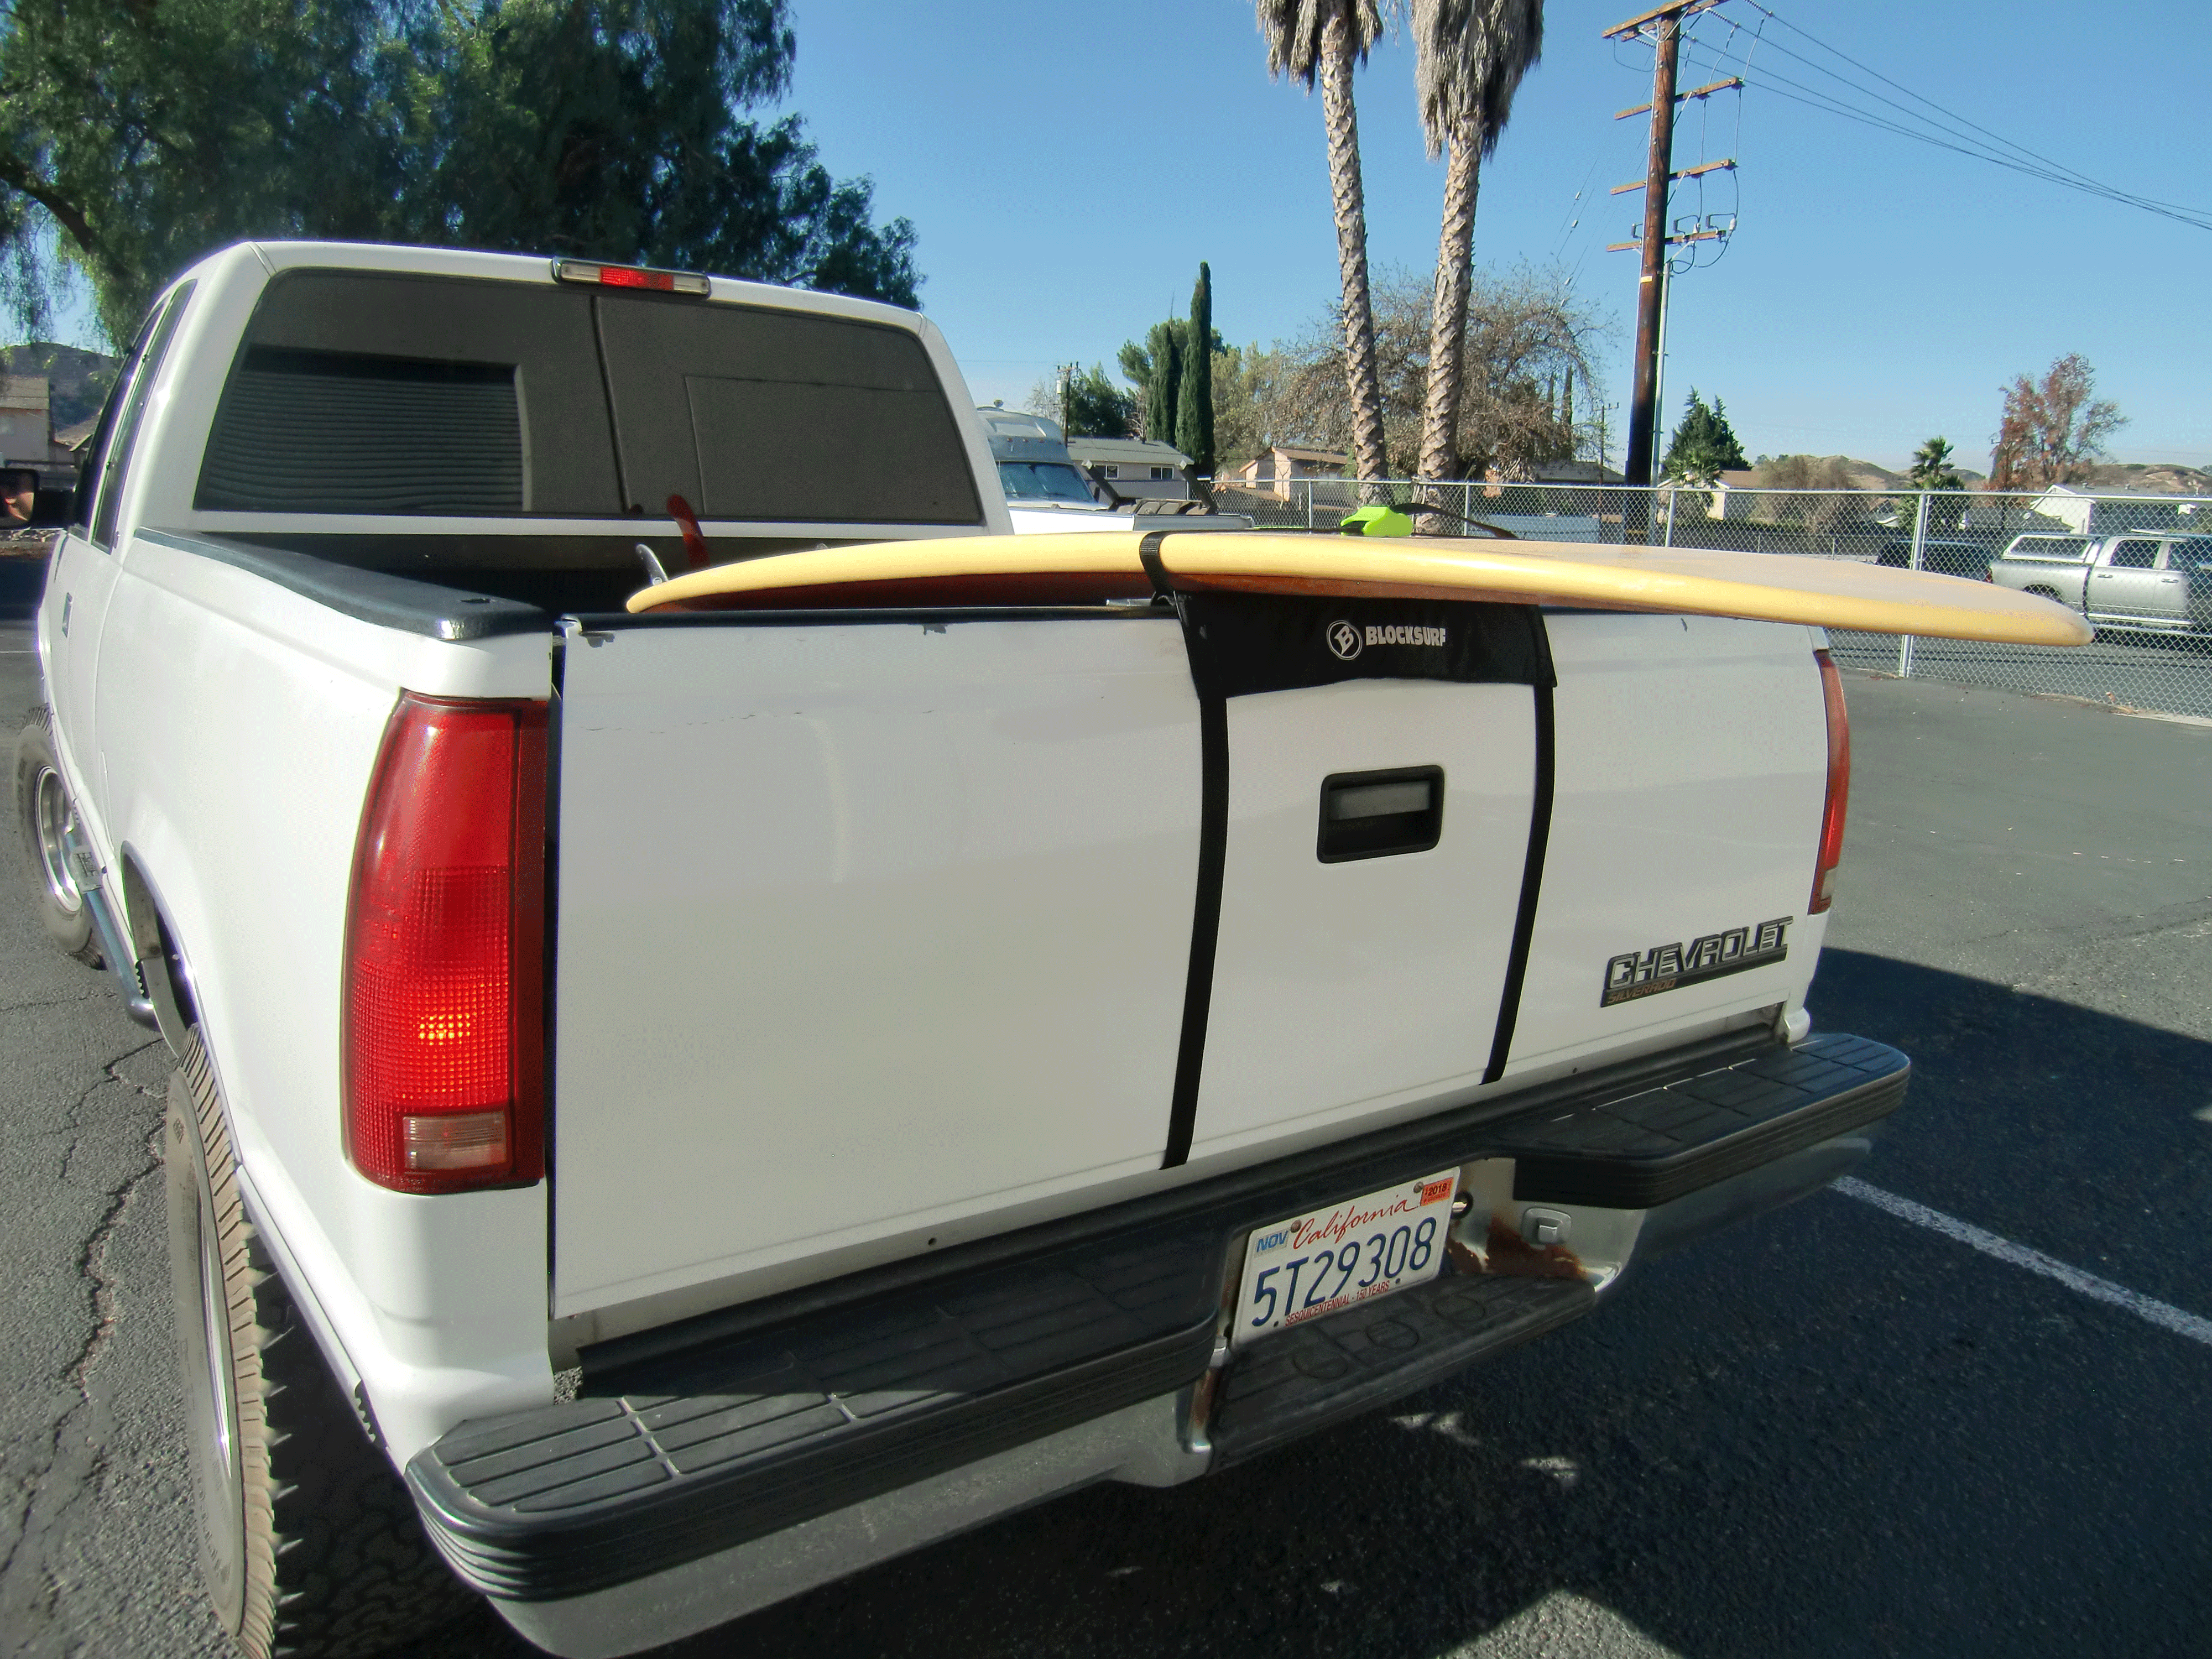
left=1718, top=455, right=2211, bottom=495
left=1, top=342, right=118, bottom=430
left=1735, top=455, right=1914, bottom=492
left=2083, top=462, right=2212, bottom=495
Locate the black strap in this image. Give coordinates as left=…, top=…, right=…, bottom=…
left=1141, top=526, right=1225, bottom=1168
left=1161, top=684, right=1228, bottom=1169
left=1483, top=680, right=1556, bottom=1083
left=1138, top=529, right=1175, bottom=604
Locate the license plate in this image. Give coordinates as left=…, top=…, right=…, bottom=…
left=1233, top=1169, right=1460, bottom=1347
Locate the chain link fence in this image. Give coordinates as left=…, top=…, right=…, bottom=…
left=1206, top=478, right=2212, bottom=721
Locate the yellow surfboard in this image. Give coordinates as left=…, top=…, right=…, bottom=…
left=628, top=530, right=2091, bottom=647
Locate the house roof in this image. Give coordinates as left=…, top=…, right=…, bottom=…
left=0, top=375, right=49, bottom=412
left=2037, top=483, right=2197, bottom=501
left=1065, top=436, right=1190, bottom=467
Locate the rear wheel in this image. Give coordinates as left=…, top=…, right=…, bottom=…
left=11, top=707, right=101, bottom=966
left=165, top=1028, right=476, bottom=1657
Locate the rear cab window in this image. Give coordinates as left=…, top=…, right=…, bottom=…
left=187, top=269, right=984, bottom=609
left=2005, top=536, right=2088, bottom=563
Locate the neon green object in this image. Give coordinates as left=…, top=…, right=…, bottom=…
left=1337, top=504, right=1415, bottom=537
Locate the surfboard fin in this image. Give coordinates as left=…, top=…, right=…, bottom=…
left=667, top=494, right=711, bottom=571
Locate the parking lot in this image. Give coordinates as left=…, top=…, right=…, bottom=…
left=1825, top=628, right=2212, bottom=722
left=3, top=561, right=2208, bottom=1656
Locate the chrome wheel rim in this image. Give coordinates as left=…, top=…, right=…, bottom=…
left=31, top=765, right=84, bottom=915
left=199, top=1207, right=234, bottom=1484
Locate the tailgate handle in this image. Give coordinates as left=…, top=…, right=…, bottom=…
left=1318, top=766, right=1444, bottom=863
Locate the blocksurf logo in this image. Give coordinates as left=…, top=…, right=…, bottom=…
left=1601, top=916, right=1792, bottom=1007
left=1327, top=619, right=1448, bottom=661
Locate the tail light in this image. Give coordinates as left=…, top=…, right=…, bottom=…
left=1809, top=649, right=1850, bottom=914
left=344, top=695, right=547, bottom=1193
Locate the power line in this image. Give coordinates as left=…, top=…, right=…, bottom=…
left=1659, top=3, right=2212, bottom=234
left=1739, top=3, right=2140, bottom=199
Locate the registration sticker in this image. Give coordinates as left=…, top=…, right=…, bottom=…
left=1232, top=1169, right=1460, bottom=1348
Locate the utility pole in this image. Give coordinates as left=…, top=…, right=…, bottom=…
left=1610, top=1, right=1689, bottom=492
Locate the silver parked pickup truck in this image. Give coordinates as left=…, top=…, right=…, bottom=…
left=1989, top=530, right=2212, bottom=639
left=21, top=239, right=1922, bottom=1659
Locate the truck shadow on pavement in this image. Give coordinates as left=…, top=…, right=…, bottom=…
left=414, top=948, right=2210, bottom=1659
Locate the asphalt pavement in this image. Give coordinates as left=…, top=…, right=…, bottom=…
left=2, top=559, right=2207, bottom=1657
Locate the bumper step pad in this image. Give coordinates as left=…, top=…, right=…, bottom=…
left=1494, top=1031, right=1907, bottom=1209
left=1210, top=1272, right=1593, bottom=1467
left=408, top=1231, right=1219, bottom=1600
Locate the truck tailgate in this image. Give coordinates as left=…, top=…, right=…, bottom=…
left=547, top=602, right=1827, bottom=1321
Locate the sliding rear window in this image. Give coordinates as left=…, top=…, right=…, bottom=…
left=194, top=268, right=978, bottom=526
left=596, top=294, right=982, bottom=525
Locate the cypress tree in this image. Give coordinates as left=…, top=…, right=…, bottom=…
left=1142, top=320, right=1182, bottom=445
left=1176, top=262, right=1215, bottom=477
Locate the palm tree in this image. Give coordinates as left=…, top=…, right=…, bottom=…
left=1412, top=0, right=1543, bottom=482
left=1255, top=0, right=1389, bottom=484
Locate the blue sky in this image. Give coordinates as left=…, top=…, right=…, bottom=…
left=785, top=0, right=2212, bottom=472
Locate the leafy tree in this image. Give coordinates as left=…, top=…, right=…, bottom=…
left=1175, top=263, right=1216, bottom=474
left=1661, top=389, right=1748, bottom=485
left=1255, top=0, right=1388, bottom=482
left=1410, top=0, right=1543, bottom=482
left=1209, top=341, right=1279, bottom=470
left=1988, top=353, right=2126, bottom=491
left=0, top=0, right=920, bottom=345
left=1024, top=364, right=1136, bottom=439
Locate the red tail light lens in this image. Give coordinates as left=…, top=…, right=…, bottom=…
left=1809, top=649, right=1851, bottom=914
left=344, top=695, right=547, bottom=1193
left=549, top=259, right=710, bottom=296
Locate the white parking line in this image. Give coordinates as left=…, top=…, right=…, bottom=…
left=1835, top=1176, right=2212, bottom=1348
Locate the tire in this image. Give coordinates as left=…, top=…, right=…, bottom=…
left=165, top=1029, right=476, bottom=1658
left=11, top=706, right=102, bottom=967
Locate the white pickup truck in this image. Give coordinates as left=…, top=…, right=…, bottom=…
left=17, top=242, right=1906, bottom=1659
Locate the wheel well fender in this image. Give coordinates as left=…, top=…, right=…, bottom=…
left=119, top=848, right=204, bottom=1054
